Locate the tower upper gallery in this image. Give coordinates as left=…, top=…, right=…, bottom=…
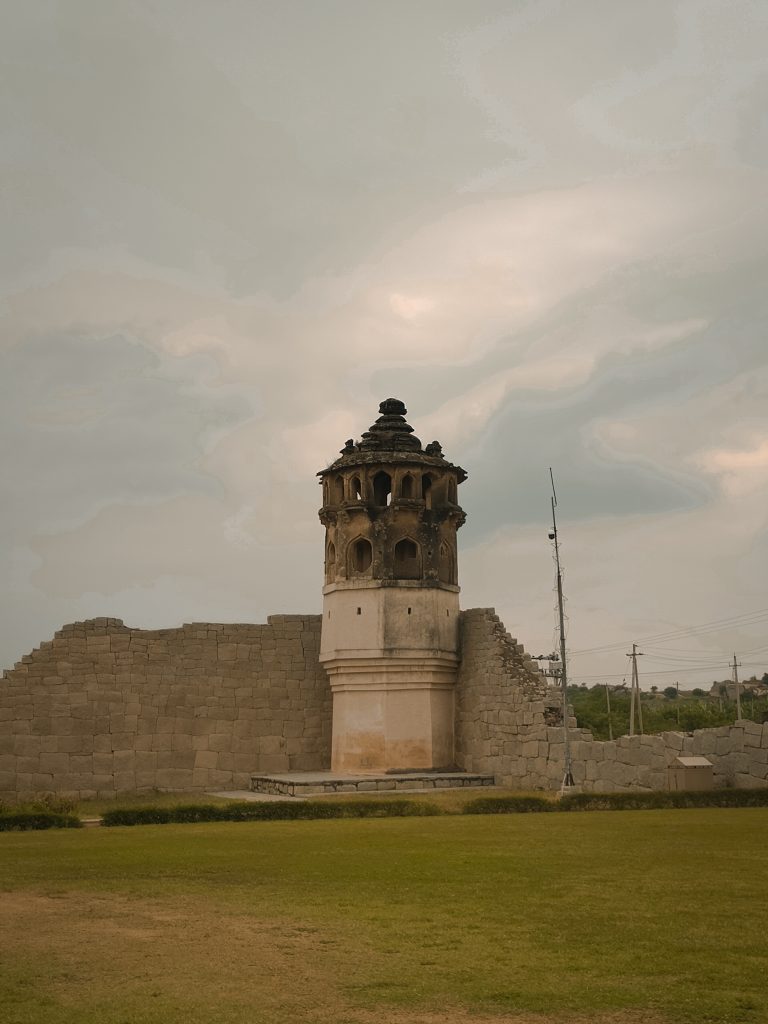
left=317, top=399, right=466, bottom=587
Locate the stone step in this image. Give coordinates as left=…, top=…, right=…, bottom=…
left=250, top=770, right=495, bottom=797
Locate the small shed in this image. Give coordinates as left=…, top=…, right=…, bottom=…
left=668, top=755, right=714, bottom=792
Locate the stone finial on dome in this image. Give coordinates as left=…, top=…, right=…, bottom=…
left=358, top=398, right=423, bottom=452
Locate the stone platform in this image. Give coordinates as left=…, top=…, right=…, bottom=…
left=250, top=770, right=495, bottom=797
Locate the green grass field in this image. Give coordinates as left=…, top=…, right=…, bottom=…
left=1, top=809, right=766, bottom=1024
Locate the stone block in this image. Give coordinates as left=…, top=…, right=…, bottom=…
left=733, top=771, right=765, bottom=788
left=110, top=733, right=136, bottom=752
left=194, top=750, right=218, bottom=769
left=113, top=750, right=136, bottom=772
left=12, top=736, right=42, bottom=757
left=170, top=751, right=195, bottom=769
left=233, top=754, right=256, bottom=773
left=258, top=736, right=286, bottom=755
left=730, top=753, right=752, bottom=774
left=93, top=753, right=114, bottom=774
left=257, top=754, right=290, bottom=772
left=38, top=753, right=70, bottom=773
left=282, top=721, right=305, bottom=739
left=114, top=772, right=137, bottom=791
left=134, top=770, right=159, bottom=786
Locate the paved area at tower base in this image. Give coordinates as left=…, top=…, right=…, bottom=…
left=250, top=770, right=495, bottom=796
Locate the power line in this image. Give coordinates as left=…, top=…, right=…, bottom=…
left=571, top=607, right=768, bottom=658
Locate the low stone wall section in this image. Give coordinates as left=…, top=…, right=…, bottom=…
left=454, top=608, right=768, bottom=791
left=0, top=615, right=331, bottom=800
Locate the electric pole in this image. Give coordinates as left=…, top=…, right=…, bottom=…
left=605, top=683, right=613, bottom=741
left=549, top=470, right=574, bottom=790
left=627, top=643, right=644, bottom=736
left=732, top=653, right=742, bottom=721
left=676, top=680, right=680, bottom=726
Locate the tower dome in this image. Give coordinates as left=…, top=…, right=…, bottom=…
left=318, top=398, right=466, bottom=588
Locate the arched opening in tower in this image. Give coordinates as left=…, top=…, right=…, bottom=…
left=394, top=537, right=421, bottom=580
left=373, top=471, right=392, bottom=507
left=421, top=475, right=433, bottom=509
left=351, top=476, right=363, bottom=501
left=326, top=541, right=336, bottom=580
left=332, top=475, right=345, bottom=503
left=401, top=473, right=414, bottom=499
left=350, top=538, right=373, bottom=574
left=438, top=541, right=455, bottom=584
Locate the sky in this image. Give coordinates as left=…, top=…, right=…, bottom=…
left=1, top=0, right=767, bottom=688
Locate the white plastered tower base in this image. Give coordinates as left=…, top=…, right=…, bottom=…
left=320, top=580, right=459, bottom=772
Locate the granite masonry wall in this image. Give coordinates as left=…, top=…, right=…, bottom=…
left=2, top=607, right=766, bottom=800
left=0, top=615, right=331, bottom=800
left=454, top=608, right=768, bottom=791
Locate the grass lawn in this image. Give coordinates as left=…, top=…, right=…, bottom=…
left=1, top=809, right=766, bottom=1024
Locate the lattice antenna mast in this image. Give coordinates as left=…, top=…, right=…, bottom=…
left=549, top=469, right=574, bottom=790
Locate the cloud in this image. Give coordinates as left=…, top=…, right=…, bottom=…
left=1, top=1, right=767, bottom=682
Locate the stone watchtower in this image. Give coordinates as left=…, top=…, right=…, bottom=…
left=318, top=399, right=466, bottom=772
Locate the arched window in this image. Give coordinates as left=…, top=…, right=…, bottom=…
left=373, top=471, right=392, bottom=507
left=350, top=538, right=373, bottom=574
left=351, top=476, right=363, bottom=501
left=438, top=541, right=455, bottom=584
left=326, top=541, right=336, bottom=572
left=422, top=475, right=433, bottom=509
left=401, top=474, right=414, bottom=498
left=448, top=477, right=457, bottom=503
left=394, top=537, right=421, bottom=580
left=332, top=475, right=345, bottom=503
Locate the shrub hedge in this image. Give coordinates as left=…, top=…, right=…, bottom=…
left=560, top=789, right=768, bottom=812
left=101, top=799, right=442, bottom=826
left=462, top=795, right=555, bottom=814
left=464, top=789, right=768, bottom=815
left=0, top=811, right=83, bottom=831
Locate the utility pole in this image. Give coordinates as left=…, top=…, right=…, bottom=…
left=627, top=643, right=644, bottom=736
left=549, top=470, right=574, bottom=790
left=604, top=683, right=613, bottom=741
left=676, top=680, right=680, bottom=726
left=732, top=653, right=742, bottom=721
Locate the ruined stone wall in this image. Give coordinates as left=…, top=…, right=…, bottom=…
left=455, top=608, right=570, bottom=788
left=0, top=615, right=331, bottom=801
left=454, top=608, right=768, bottom=791
left=3, top=606, right=766, bottom=800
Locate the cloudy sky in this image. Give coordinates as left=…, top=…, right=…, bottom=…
left=2, top=0, right=767, bottom=687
